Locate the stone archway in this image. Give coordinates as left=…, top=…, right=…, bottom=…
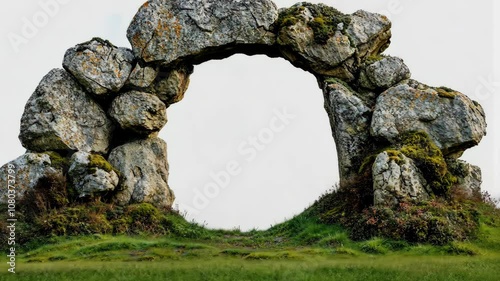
left=1, top=1, right=487, bottom=210
left=163, top=54, right=338, bottom=229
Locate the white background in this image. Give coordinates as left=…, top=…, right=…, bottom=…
left=0, top=0, right=498, bottom=230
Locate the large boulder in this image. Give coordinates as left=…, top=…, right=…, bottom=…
left=372, top=151, right=430, bottom=206
left=447, top=159, right=482, bottom=197
left=323, top=80, right=373, bottom=179
left=63, top=38, right=135, bottom=97
left=345, top=10, right=392, bottom=59
left=276, top=4, right=391, bottom=79
left=0, top=153, right=63, bottom=204
left=109, top=91, right=168, bottom=135
left=19, top=69, right=114, bottom=154
left=127, top=0, right=278, bottom=65
left=371, top=81, right=487, bottom=156
left=68, top=152, right=119, bottom=198
left=359, top=56, right=411, bottom=89
left=108, top=137, right=174, bottom=209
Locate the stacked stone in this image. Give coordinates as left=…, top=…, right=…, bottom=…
left=0, top=37, right=191, bottom=209
left=0, top=0, right=488, bottom=209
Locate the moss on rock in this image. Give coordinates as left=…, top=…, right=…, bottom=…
left=43, top=151, right=69, bottom=170
left=276, top=3, right=351, bottom=44
left=399, top=131, right=457, bottom=196
left=436, top=87, right=457, bottom=99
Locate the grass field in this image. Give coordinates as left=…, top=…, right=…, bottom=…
left=2, top=213, right=500, bottom=281
left=2, top=187, right=500, bottom=280
left=4, top=254, right=500, bottom=281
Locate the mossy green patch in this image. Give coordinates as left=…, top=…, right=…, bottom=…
left=87, top=154, right=119, bottom=176
left=324, top=77, right=356, bottom=93
left=399, top=131, right=456, bottom=196
left=43, top=151, right=69, bottom=170
left=436, top=87, right=458, bottom=99
left=276, top=3, right=351, bottom=44
left=365, top=54, right=385, bottom=65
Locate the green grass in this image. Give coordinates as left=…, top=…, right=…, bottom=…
left=3, top=184, right=499, bottom=280
left=3, top=254, right=500, bottom=281
left=2, top=206, right=498, bottom=280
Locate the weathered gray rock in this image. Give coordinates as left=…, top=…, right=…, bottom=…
left=276, top=4, right=391, bottom=79
left=0, top=153, right=63, bottom=204
left=126, top=63, right=158, bottom=89
left=323, top=80, right=373, bottom=179
left=19, top=69, right=114, bottom=153
left=372, top=151, right=430, bottom=206
left=371, top=81, right=487, bottom=155
left=359, top=56, right=410, bottom=89
left=109, top=91, right=167, bottom=135
left=63, top=38, right=135, bottom=96
left=68, top=152, right=119, bottom=198
left=127, top=0, right=278, bottom=65
left=108, top=137, right=174, bottom=209
left=447, top=159, right=482, bottom=197
left=146, top=66, right=192, bottom=105
left=345, top=10, right=392, bottom=59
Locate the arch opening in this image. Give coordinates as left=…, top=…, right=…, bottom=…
left=161, top=54, right=338, bottom=231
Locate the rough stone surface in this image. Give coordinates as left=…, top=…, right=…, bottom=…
left=68, top=152, right=119, bottom=198
left=108, top=138, right=174, bottom=209
left=110, top=91, right=167, bottom=135
left=127, top=0, right=278, bottom=65
left=63, top=38, right=134, bottom=96
left=19, top=69, right=114, bottom=153
left=277, top=13, right=355, bottom=77
left=9, top=1, right=488, bottom=209
left=0, top=153, right=62, bottom=204
left=359, top=56, right=410, bottom=89
left=371, top=81, right=487, bottom=155
left=275, top=5, right=391, bottom=80
left=126, top=63, right=158, bottom=89
left=448, top=159, right=482, bottom=197
left=323, top=80, right=373, bottom=179
left=146, top=65, right=193, bottom=105
left=345, top=10, right=392, bottom=58
left=372, top=151, right=430, bottom=206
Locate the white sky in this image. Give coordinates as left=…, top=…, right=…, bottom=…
left=0, top=0, right=498, bottom=231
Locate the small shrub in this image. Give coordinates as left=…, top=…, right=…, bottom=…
left=20, top=171, right=69, bottom=221
left=360, top=238, right=388, bottom=254
left=334, top=247, right=358, bottom=256
left=445, top=242, right=480, bottom=256
left=125, top=203, right=165, bottom=234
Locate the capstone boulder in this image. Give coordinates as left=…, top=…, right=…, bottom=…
left=127, top=0, right=278, bottom=65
